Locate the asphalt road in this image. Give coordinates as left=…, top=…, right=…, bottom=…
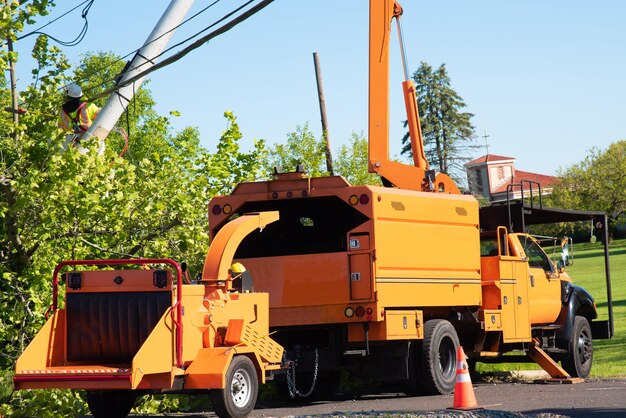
left=247, top=378, right=626, bottom=418
left=121, top=378, right=626, bottom=418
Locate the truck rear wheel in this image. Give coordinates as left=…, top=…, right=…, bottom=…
left=417, top=319, right=459, bottom=395
left=562, top=316, right=593, bottom=378
left=86, top=390, right=136, bottom=418
left=211, top=355, right=258, bottom=418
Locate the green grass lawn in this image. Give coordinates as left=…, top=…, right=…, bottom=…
left=477, top=238, right=626, bottom=378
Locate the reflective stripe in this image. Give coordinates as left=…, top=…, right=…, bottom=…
left=457, top=361, right=467, bottom=370
left=59, top=109, right=73, bottom=130
left=456, top=372, right=472, bottom=383
left=79, top=102, right=89, bottom=128
left=59, top=102, right=98, bottom=133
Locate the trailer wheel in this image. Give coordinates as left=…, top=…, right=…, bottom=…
left=562, top=316, right=593, bottom=378
left=418, top=319, right=459, bottom=395
left=86, top=390, right=136, bottom=418
left=211, top=355, right=258, bottom=418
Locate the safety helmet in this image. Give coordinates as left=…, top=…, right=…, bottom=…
left=66, top=83, right=83, bottom=98
left=230, top=262, right=247, bottom=274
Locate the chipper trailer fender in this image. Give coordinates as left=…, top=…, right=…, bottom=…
left=14, top=212, right=284, bottom=418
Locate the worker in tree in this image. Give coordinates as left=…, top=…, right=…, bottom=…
left=58, top=82, right=103, bottom=154
left=58, top=83, right=100, bottom=134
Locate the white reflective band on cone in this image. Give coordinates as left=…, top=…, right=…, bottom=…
left=456, top=372, right=472, bottom=383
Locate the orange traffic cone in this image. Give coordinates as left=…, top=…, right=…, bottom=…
left=452, top=346, right=481, bottom=410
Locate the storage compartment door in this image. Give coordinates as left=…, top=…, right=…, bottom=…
left=349, top=253, right=372, bottom=300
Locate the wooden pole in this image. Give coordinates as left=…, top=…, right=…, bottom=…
left=7, top=39, right=18, bottom=126
left=313, top=52, right=334, bottom=175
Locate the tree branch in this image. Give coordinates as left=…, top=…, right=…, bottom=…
left=78, top=237, right=138, bottom=259
left=128, top=218, right=183, bottom=256
left=0, top=173, right=30, bottom=275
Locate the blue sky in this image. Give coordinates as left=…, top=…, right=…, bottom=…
left=13, top=0, right=625, bottom=176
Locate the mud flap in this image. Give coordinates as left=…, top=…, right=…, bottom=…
left=184, top=347, right=234, bottom=389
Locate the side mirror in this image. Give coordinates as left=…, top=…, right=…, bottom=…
left=560, top=237, right=573, bottom=267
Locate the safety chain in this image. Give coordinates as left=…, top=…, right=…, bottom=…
left=286, top=348, right=319, bottom=398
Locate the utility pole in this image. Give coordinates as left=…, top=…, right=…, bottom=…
left=313, top=52, right=334, bottom=175
left=84, top=0, right=195, bottom=148
left=7, top=39, right=19, bottom=129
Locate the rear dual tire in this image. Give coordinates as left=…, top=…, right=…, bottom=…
left=407, top=319, right=459, bottom=395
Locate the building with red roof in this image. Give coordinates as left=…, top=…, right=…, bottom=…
left=465, top=154, right=557, bottom=202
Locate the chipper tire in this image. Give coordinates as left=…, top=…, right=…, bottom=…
left=86, top=390, right=136, bottom=418
left=562, top=315, right=593, bottom=378
left=211, top=355, right=258, bottom=418
left=416, top=319, right=459, bottom=395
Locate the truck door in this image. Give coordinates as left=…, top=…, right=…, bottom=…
left=515, top=235, right=561, bottom=325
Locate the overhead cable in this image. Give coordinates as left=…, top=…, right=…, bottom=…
left=71, top=0, right=224, bottom=90
left=85, top=0, right=274, bottom=102
left=82, top=0, right=257, bottom=97
left=19, top=0, right=95, bottom=47
left=18, top=0, right=92, bottom=40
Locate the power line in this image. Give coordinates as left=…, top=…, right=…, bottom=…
left=18, top=0, right=91, bottom=40
left=19, top=0, right=95, bottom=46
left=84, top=0, right=273, bottom=100
left=70, top=0, right=223, bottom=91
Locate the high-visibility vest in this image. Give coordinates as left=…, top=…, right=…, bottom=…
left=58, top=102, right=100, bottom=133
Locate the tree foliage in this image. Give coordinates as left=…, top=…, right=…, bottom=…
left=0, top=6, right=266, bottom=412
left=334, top=132, right=381, bottom=186
left=265, top=126, right=382, bottom=186
left=549, top=140, right=626, bottom=238
left=264, top=123, right=328, bottom=177
left=402, top=62, right=476, bottom=184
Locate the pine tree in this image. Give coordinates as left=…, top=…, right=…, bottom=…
left=402, top=62, right=476, bottom=184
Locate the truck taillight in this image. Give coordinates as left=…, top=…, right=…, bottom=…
left=344, top=307, right=355, bottom=318
left=153, top=270, right=168, bottom=288
left=355, top=306, right=365, bottom=317
left=349, top=194, right=370, bottom=205
left=68, top=272, right=82, bottom=290
left=211, top=205, right=221, bottom=215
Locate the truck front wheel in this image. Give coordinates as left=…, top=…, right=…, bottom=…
left=86, top=390, right=136, bottom=418
left=211, top=355, right=258, bottom=418
left=417, top=319, right=459, bottom=395
left=562, top=316, right=593, bottom=378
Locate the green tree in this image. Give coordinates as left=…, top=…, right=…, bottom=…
left=402, top=62, right=476, bottom=184
left=334, top=132, right=381, bottom=185
left=264, top=123, right=328, bottom=177
left=549, top=140, right=626, bottom=239
left=1, top=40, right=266, bottom=418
